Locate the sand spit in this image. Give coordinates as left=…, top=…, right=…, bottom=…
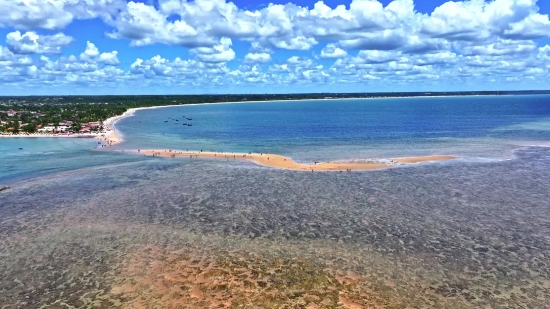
left=139, top=150, right=456, bottom=171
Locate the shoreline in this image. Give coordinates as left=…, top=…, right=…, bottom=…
left=138, top=149, right=457, bottom=171
left=94, top=95, right=499, bottom=145
left=0, top=132, right=108, bottom=139
left=92, top=92, right=528, bottom=143
left=0, top=131, right=121, bottom=148
left=0, top=94, right=525, bottom=147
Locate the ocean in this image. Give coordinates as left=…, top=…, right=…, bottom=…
left=3, top=95, right=550, bottom=184
left=114, top=95, right=550, bottom=160
left=1, top=95, right=550, bottom=308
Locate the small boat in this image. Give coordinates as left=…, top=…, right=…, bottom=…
left=182, top=123, right=187, bottom=126
left=187, top=118, right=192, bottom=120
left=187, top=124, right=192, bottom=126
left=164, top=120, right=168, bottom=123
left=18, top=148, right=23, bottom=150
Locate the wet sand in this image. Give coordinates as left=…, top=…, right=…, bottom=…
left=140, top=150, right=456, bottom=171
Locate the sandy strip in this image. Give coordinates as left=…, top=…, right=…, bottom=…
left=0, top=133, right=103, bottom=139
left=139, top=149, right=456, bottom=171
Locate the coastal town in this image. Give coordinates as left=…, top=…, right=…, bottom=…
left=0, top=112, right=106, bottom=135
left=0, top=97, right=120, bottom=136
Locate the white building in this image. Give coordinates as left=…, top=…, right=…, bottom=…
left=37, top=125, right=70, bottom=133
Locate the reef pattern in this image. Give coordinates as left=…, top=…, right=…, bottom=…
left=1, top=147, right=550, bottom=308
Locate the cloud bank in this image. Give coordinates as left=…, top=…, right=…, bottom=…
left=0, top=0, right=549, bottom=93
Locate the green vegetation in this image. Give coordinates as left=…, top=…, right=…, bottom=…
left=1, top=91, right=549, bottom=134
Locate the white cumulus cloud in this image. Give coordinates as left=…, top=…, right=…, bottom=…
left=0, top=0, right=125, bottom=30
left=320, top=44, right=348, bottom=58
left=191, top=37, right=236, bottom=63
left=244, top=53, right=272, bottom=64
left=0, top=0, right=550, bottom=92
left=6, top=31, right=73, bottom=54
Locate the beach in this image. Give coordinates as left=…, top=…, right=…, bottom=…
left=0, top=104, right=139, bottom=146
left=0, top=125, right=120, bottom=145
left=139, top=150, right=457, bottom=171
left=0, top=101, right=460, bottom=173
left=98, top=104, right=193, bottom=145
left=0, top=132, right=111, bottom=141
left=0, top=108, right=130, bottom=146
left=3, top=95, right=548, bottom=170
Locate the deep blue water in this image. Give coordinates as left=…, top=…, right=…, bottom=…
left=115, top=95, right=550, bottom=160
left=2, top=95, right=550, bottom=184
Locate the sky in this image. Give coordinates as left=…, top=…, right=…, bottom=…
left=0, top=0, right=550, bottom=95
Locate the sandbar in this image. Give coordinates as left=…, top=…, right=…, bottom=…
left=139, top=150, right=456, bottom=171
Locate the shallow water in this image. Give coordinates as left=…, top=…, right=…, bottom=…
left=1, top=96, right=550, bottom=308
left=2, top=148, right=550, bottom=308
left=0, top=137, right=147, bottom=185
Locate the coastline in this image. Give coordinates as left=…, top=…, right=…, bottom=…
left=92, top=95, right=484, bottom=145
left=0, top=107, right=139, bottom=146
left=0, top=132, right=110, bottom=140
left=0, top=94, right=525, bottom=147
left=95, top=92, right=527, bottom=143
left=138, top=149, right=457, bottom=171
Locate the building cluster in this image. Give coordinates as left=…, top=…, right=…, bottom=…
left=35, top=120, right=73, bottom=133
left=1, top=109, right=45, bottom=117
left=78, top=121, right=101, bottom=133
left=0, top=102, right=110, bottom=135
left=1, top=109, right=27, bottom=117
left=35, top=121, right=103, bottom=133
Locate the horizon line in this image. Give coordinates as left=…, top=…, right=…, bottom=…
left=1, top=90, right=550, bottom=98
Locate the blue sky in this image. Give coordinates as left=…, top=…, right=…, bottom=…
left=0, top=0, right=549, bottom=95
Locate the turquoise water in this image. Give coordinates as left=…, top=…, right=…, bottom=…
left=0, top=137, right=145, bottom=184
left=114, top=95, right=550, bottom=160
left=2, top=95, right=550, bottom=183
left=3, top=95, right=550, bottom=308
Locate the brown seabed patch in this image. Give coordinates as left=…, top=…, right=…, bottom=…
left=110, top=245, right=403, bottom=308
